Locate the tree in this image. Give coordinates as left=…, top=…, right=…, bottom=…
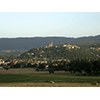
left=49, top=64, right=54, bottom=74
left=32, top=63, right=37, bottom=68
left=4, top=66, right=9, bottom=70
left=38, top=63, right=45, bottom=69
left=13, top=63, right=21, bottom=68
left=84, top=61, right=93, bottom=75
left=93, top=61, right=100, bottom=75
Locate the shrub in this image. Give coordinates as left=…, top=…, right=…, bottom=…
left=49, top=69, right=54, bottom=74
left=4, top=67, right=9, bottom=70
left=36, top=68, right=39, bottom=71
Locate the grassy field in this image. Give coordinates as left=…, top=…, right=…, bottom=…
left=0, top=68, right=100, bottom=87
left=0, top=73, right=100, bottom=83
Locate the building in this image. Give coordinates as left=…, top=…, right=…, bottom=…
left=0, top=59, right=4, bottom=65
left=48, top=41, right=53, bottom=47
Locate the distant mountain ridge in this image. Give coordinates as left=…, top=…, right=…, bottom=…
left=0, top=35, right=100, bottom=51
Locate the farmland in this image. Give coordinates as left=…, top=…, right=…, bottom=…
left=0, top=68, right=100, bottom=87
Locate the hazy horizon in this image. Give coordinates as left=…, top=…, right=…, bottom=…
left=0, top=34, right=100, bottom=39
left=0, top=12, right=100, bottom=38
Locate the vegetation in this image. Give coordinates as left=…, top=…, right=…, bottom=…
left=0, top=37, right=100, bottom=87
left=71, top=40, right=100, bottom=48
left=0, top=73, right=100, bottom=83
left=47, top=58, right=100, bottom=76
left=19, top=43, right=100, bottom=60
left=0, top=50, right=26, bottom=56
left=0, top=35, right=100, bottom=52
left=4, top=67, right=9, bottom=70
left=1, top=41, right=100, bottom=61
left=0, top=55, right=5, bottom=59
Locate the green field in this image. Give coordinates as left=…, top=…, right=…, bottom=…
left=0, top=73, right=100, bottom=83
left=0, top=68, right=100, bottom=87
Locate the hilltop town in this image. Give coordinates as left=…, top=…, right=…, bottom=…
left=0, top=41, right=100, bottom=71
left=0, top=42, right=80, bottom=69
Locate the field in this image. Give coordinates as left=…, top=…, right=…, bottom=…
left=0, top=68, right=100, bottom=87
left=0, top=82, right=100, bottom=87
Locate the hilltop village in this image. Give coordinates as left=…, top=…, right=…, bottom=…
left=0, top=41, right=100, bottom=76
left=0, top=41, right=100, bottom=73
left=0, top=42, right=81, bottom=69
left=27, top=41, right=80, bottom=56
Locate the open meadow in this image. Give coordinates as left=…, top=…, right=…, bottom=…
left=0, top=68, right=100, bottom=87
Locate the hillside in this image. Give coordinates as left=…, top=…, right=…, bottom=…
left=0, top=35, right=100, bottom=51
left=19, top=43, right=100, bottom=60
left=71, top=40, right=100, bottom=48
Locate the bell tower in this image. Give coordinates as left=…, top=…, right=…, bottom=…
left=51, top=41, right=53, bottom=45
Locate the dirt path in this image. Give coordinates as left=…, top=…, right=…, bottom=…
left=0, top=82, right=99, bottom=87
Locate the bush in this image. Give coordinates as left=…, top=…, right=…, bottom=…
left=49, top=69, right=54, bottom=74
left=4, top=67, right=9, bottom=70
left=36, top=68, right=39, bottom=71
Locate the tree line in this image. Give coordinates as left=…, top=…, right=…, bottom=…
left=2, top=57, right=100, bottom=76
left=49, top=58, right=100, bottom=75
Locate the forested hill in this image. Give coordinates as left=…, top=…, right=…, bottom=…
left=19, top=43, right=100, bottom=60
left=0, top=35, right=100, bottom=51
left=71, top=40, right=100, bottom=48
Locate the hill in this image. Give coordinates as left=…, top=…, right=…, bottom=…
left=71, top=40, right=100, bottom=48
left=19, top=43, right=100, bottom=60
left=0, top=35, right=100, bottom=51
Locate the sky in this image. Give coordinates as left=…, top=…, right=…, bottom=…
left=0, top=0, right=100, bottom=38
left=0, top=12, right=100, bottom=38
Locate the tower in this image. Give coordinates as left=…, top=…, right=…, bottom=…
left=48, top=41, right=53, bottom=47
left=51, top=41, right=53, bottom=45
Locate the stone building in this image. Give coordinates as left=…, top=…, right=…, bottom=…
left=48, top=41, right=53, bottom=47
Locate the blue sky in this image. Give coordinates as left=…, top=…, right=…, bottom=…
left=0, top=12, right=100, bottom=38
